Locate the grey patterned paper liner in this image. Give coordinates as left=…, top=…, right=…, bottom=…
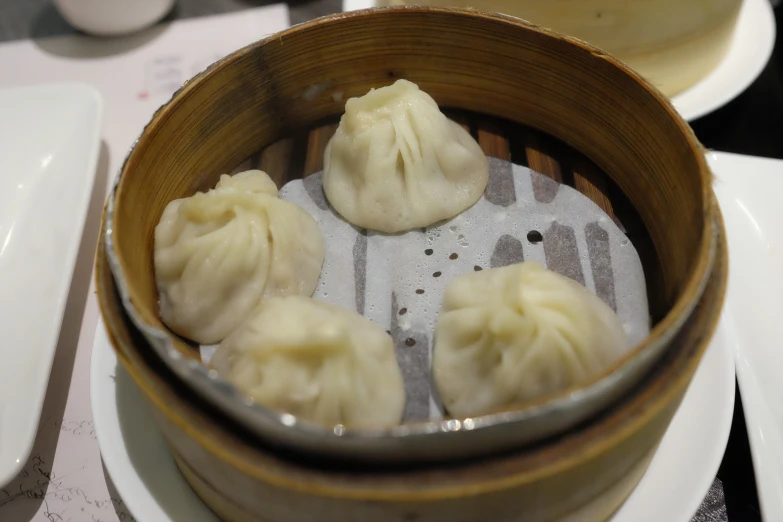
left=199, top=159, right=650, bottom=425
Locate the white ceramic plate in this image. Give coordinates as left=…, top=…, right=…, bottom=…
left=341, top=0, right=776, bottom=122
left=710, top=151, right=783, bottom=522
left=91, top=316, right=734, bottom=522
left=673, top=0, right=776, bottom=121
left=91, top=324, right=219, bottom=522
left=0, top=83, right=102, bottom=487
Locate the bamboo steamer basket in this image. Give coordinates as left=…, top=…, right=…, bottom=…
left=96, top=218, right=726, bottom=522
left=97, top=6, right=727, bottom=521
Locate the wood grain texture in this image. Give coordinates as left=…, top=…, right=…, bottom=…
left=304, top=123, right=338, bottom=176
left=259, top=138, right=294, bottom=187
left=524, top=131, right=564, bottom=183
left=477, top=119, right=511, bottom=160
left=571, top=155, right=615, bottom=219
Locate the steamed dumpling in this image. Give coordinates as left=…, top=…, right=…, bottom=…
left=323, top=79, right=489, bottom=233
left=211, top=296, right=406, bottom=429
left=433, top=262, right=629, bottom=418
left=154, top=170, right=324, bottom=345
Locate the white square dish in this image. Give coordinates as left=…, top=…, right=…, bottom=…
left=0, top=83, right=102, bottom=487
left=710, top=151, right=783, bottom=522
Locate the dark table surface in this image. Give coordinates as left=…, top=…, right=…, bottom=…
left=1, top=1, right=780, bottom=521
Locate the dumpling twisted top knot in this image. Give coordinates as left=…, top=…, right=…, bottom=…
left=323, top=79, right=489, bottom=233
left=433, top=262, right=630, bottom=418
left=214, top=169, right=279, bottom=196
left=211, top=296, right=406, bottom=429
left=154, top=170, right=324, bottom=344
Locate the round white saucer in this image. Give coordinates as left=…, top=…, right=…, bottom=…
left=342, top=0, right=776, bottom=122
left=671, top=0, right=776, bottom=121
left=91, top=318, right=734, bottom=522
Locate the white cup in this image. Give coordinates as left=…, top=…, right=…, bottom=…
left=54, top=0, right=176, bottom=37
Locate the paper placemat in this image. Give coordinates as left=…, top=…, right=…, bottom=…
left=0, top=6, right=290, bottom=520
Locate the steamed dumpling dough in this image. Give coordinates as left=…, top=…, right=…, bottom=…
left=433, top=262, right=629, bottom=418
left=211, top=296, right=406, bottom=429
left=214, top=169, right=278, bottom=196
left=154, top=170, right=324, bottom=345
left=323, top=79, right=489, bottom=233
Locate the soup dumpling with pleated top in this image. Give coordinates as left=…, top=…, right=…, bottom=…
left=433, top=262, right=630, bottom=418
left=323, top=79, right=489, bottom=233
left=154, top=170, right=325, bottom=345
left=211, top=296, right=406, bottom=429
